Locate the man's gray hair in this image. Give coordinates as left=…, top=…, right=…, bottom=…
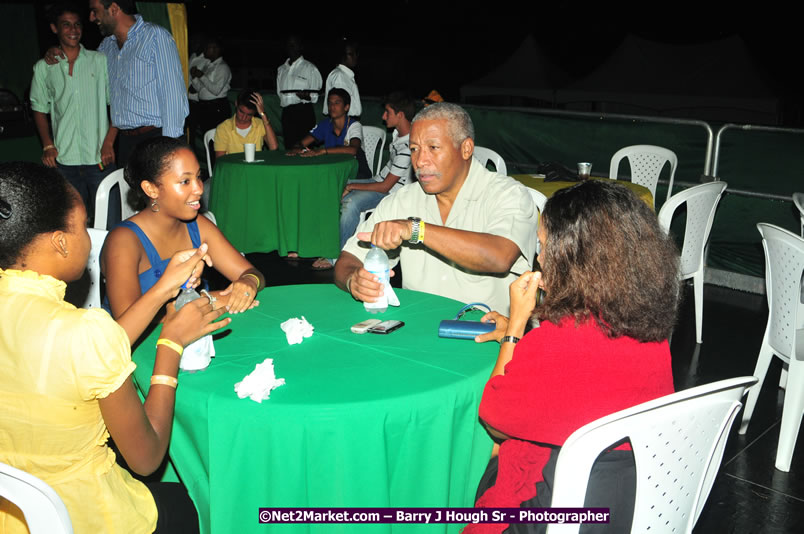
left=412, top=103, right=475, bottom=146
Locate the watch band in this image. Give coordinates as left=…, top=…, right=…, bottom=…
left=408, top=217, right=422, bottom=244
left=500, top=335, right=520, bottom=345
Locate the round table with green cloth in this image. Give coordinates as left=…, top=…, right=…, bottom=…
left=511, top=174, right=654, bottom=207
left=209, top=152, right=358, bottom=257
left=132, top=285, right=498, bottom=534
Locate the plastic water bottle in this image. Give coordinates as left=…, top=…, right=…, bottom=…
left=175, top=285, right=201, bottom=311
left=363, top=245, right=389, bottom=314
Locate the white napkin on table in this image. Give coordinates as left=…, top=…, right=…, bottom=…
left=179, top=335, right=215, bottom=371
left=384, top=281, right=400, bottom=307
left=280, top=316, right=314, bottom=344
left=234, top=358, right=285, bottom=403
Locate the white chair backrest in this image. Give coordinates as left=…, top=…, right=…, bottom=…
left=93, top=168, right=134, bottom=230
left=362, top=126, right=387, bottom=176
left=793, top=192, right=804, bottom=237
left=658, top=181, right=727, bottom=279
left=203, top=128, right=216, bottom=175
left=473, top=145, right=507, bottom=176
left=757, top=223, right=804, bottom=358
left=546, top=376, right=756, bottom=534
left=609, top=144, right=677, bottom=203
left=0, top=461, right=73, bottom=534
left=77, top=228, right=108, bottom=309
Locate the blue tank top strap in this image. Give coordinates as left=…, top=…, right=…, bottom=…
left=118, top=220, right=164, bottom=273
left=187, top=219, right=202, bottom=248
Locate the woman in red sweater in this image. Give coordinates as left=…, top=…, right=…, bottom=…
left=468, top=180, right=681, bottom=534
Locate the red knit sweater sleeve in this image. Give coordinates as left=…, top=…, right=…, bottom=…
left=478, top=318, right=674, bottom=447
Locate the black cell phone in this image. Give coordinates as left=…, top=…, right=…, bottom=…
left=367, top=320, right=405, bottom=334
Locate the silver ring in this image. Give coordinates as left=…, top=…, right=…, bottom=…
left=200, top=289, right=216, bottom=304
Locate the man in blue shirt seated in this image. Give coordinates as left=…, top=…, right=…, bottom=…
left=286, top=88, right=371, bottom=180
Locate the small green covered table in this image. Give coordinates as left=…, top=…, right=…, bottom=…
left=209, top=152, right=358, bottom=257
left=132, top=285, right=497, bottom=534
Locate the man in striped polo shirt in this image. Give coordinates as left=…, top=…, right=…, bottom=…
left=89, top=0, right=188, bottom=166
left=31, top=3, right=116, bottom=224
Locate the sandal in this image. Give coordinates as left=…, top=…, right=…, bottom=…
left=311, top=257, right=334, bottom=270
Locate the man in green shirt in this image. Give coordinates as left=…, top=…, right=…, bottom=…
left=30, top=3, right=117, bottom=222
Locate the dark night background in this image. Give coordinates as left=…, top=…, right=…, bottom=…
left=23, top=1, right=804, bottom=126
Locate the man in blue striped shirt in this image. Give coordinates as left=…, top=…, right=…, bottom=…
left=89, top=0, right=188, bottom=166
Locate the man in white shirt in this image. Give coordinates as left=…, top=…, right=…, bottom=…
left=335, top=103, right=538, bottom=314
left=323, top=41, right=361, bottom=118
left=191, top=37, right=231, bottom=138
left=277, top=34, right=322, bottom=149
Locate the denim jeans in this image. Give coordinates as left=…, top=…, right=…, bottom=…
left=339, top=179, right=387, bottom=250
left=57, top=162, right=115, bottom=225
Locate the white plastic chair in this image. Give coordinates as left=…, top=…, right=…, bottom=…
left=76, top=228, right=109, bottom=309
left=738, top=223, right=804, bottom=472
left=362, top=126, right=387, bottom=176
left=203, top=128, right=216, bottom=175
left=473, top=145, right=507, bottom=176
left=546, top=376, right=756, bottom=534
left=793, top=192, right=804, bottom=236
left=0, top=461, right=73, bottom=534
left=528, top=188, right=548, bottom=254
left=93, top=168, right=134, bottom=230
left=658, top=181, right=727, bottom=344
left=609, top=145, right=677, bottom=204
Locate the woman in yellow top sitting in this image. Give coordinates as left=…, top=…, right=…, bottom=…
left=213, top=89, right=279, bottom=157
left=0, top=161, right=227, bottom=533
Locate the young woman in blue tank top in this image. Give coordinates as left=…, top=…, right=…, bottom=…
left=101, top=137, right=265, bottom=328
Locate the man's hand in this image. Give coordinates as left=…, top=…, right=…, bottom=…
left=190, top=66, right=203, bottom=78
left=44, top=46, right=65, bottom=65
left=101, top=142, right=116, bottom=167
left=250, top=92, right=266, bottom=117
left=345, top=267, right=395, bottom=303
left=42, top=146, right=58, bottom=168
left=357, top=219, right=412, bottom=250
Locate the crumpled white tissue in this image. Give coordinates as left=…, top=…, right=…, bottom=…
left=280, top=316, right=314, bottom=345
left=234, top=358, right=285, bottom=403
left=179, top=334, right=215, bottom=371
left=384, top=281, right=400, bottom=307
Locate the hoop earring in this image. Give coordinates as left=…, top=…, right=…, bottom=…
left=150, top=198, right=160, bottom=212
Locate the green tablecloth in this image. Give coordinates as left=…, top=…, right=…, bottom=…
left=511, top=174, right=654, bottom=207
left=209, top=152, right=358, bottom=257
left=132, top=285, right=497, bottom=533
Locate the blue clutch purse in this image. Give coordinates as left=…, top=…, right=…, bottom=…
left=438, top=303, right=496, bottom=340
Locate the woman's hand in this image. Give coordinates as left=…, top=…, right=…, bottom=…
left=161, top=297, right=231, bottom=347
left=509, top=272, right=541, bottom=318
left=153, top=244, right=213, bottom=301
left=218, top=274, right=260, bottom=314
left=475, top=311, right=509, bottom=343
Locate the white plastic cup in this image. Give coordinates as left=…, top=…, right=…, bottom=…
left=244, top=143, right=256, bottom=162
left=577, top=162, right=592, bottom=180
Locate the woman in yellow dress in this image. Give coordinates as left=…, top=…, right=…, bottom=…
left=0, top=161, right=228, bottom=533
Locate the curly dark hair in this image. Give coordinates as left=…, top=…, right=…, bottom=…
left=124, top=136, right=189, bottom=210
left=537, top=180, right=680, bottom=342
left=0, top=162, right=77, bottom=269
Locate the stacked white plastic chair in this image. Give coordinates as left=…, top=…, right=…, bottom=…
left=78, top=228, right=109, bottom=309
left=546, top=376, right=756, bottom=534
left=473, top=145, right=507, bottom=176
left=609, top=144, right=677, bottom=204
left=0, top=461, right=73, bottom=533
left=738, top=223, right=804, bottom=472
left=658, top=181, right=728, bottom=344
